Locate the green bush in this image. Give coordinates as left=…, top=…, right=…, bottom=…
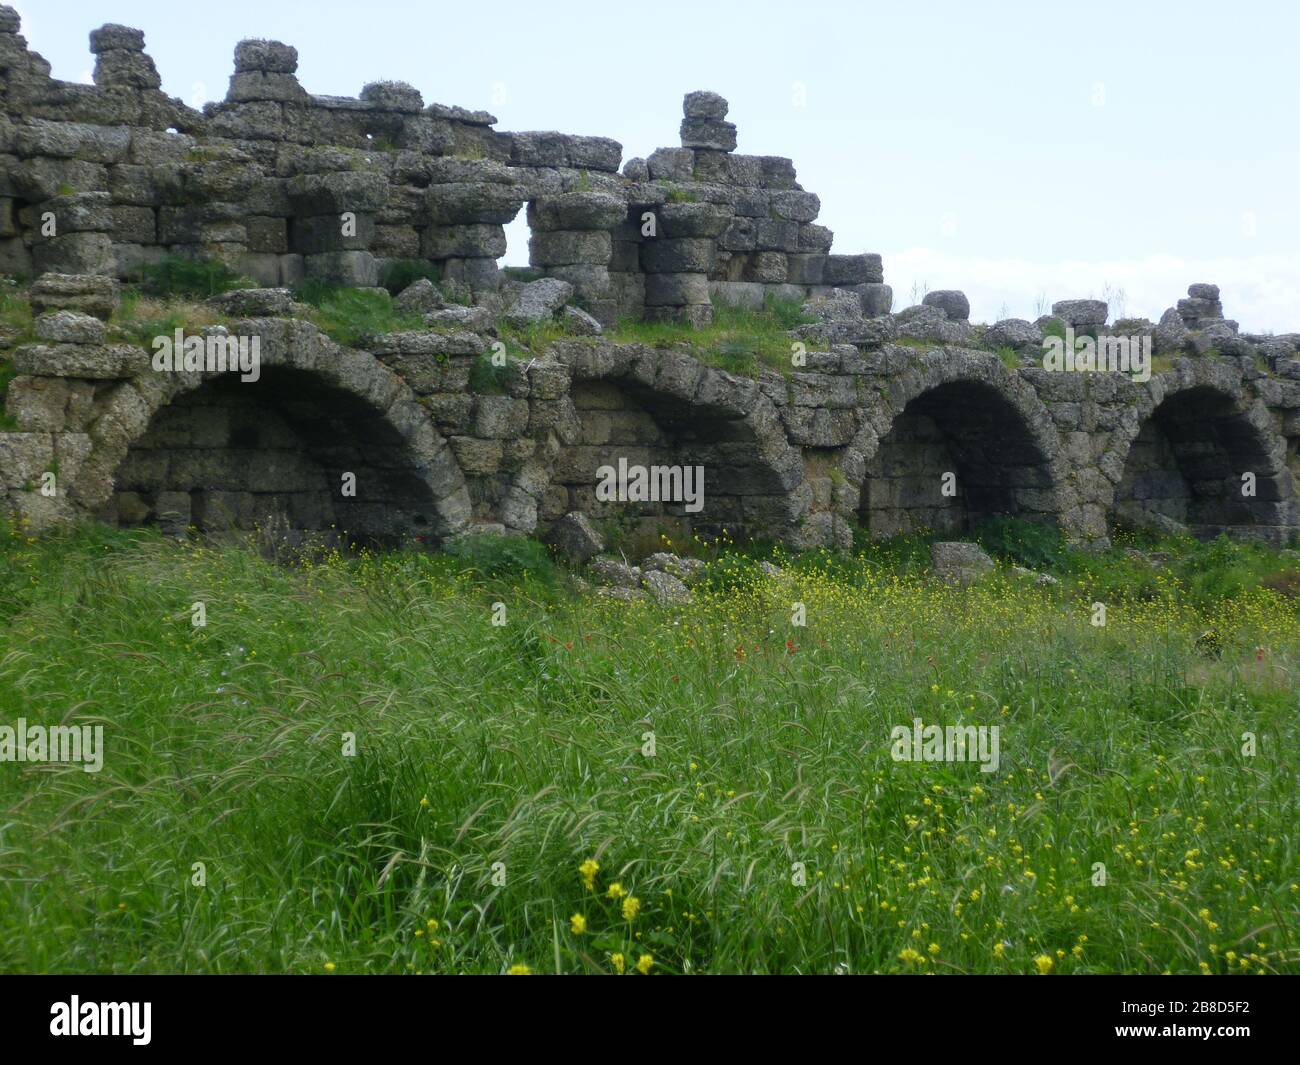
left=443, top=534, right=558, bottom=585
left=851, top=529, right=935, bottom=574
left=379, top=259, right=442, bottom=297
left=502, top=266, right=544, bottom=283
left=692, top=549, right=767, bottom=594
left=293, top=282, right=424, bottom=347
left=140, top=255, right=253, bottom=299
left=973, top=516, right=1068, bottom=570
left=760, top=291, right=810, bottom=330
left=467, top=353, right=508, bottom=394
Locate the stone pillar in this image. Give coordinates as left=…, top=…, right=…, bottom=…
left=528, top=191, right=624, bottom=327
left=422, top=158, right=522, bottom=294
left=227, top=39, right=307, bottom=104
left=90, top=24, right=161, bottom=90
left=643, top=200, right=731, bottom=327
left=2, top=285, right=131, bottom=531
left=287, top=170, right=388, bottom=287
left=28, top=192, right=115, bottom=276
left=0, top=6, right=54, bottom=112
left=0, top=8, right=21, bottom=271
left=607, top=204, right=647, bottom=320
left=211, top=45, right=306, bottom=285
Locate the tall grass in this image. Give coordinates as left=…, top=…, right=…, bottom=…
left=0, top=524, right=1296, bottom=974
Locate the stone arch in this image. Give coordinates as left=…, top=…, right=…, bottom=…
left=542, top=342, right=806, bottom=548
left=73, top=320, right=471, bottom=545
left=1107, top=365, right=1294, bottom=542
left=846, top=349, right=1066, bottom=538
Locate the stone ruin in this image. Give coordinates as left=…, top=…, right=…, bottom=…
left=1, top=11, right=1298, bottom=555
left=0, top=19, right=885, bottom=326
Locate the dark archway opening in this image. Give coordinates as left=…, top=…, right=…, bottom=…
left=102, top=368, right=438, bottom=547
left=861, top=381, right=1054, bottom=538
left=1113, top=386, right=1285, bottom=540
left=546, top=379, right=789, bottom=551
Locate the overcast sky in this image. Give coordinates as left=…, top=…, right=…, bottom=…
left=14, top=0, right=1300, bottom=332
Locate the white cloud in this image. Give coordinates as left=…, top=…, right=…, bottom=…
left=887, top=249, right=1300, bottom=336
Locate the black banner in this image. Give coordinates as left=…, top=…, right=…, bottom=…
left=1, top=974, right=1290, bottom=1051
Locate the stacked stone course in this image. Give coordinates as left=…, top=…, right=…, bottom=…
left=1, top=8, right=1298, bottom=552
left=0, top=11, right=886, bottom=324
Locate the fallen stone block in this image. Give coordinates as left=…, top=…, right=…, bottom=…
left=546, top=511, right=605, bottom=564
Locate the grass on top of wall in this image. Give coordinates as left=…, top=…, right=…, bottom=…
left=608, top=295, right=820, bottom=377
left=293, top=282, right=429, bottom=348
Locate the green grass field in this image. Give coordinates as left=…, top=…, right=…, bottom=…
left=0, top=524, right=1296, bottom=974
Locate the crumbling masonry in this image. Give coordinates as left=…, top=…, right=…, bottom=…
left=2, top=13, right=1298, bottom=551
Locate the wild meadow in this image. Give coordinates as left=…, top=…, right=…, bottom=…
left=0, top=522, right=1296, bottom=974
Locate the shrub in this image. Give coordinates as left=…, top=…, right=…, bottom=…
left=972, top=516, right=1068, bottom=570
left=502, top=266, right=544, bottom=283
left=1261, top=568, right=1300, bottom=599
left=379, top=259, right=441, bottom=297
left=293, top=282, right=424, bottom=347
left=467, top=353, right=509, bottom=394
left=852, top=529, right=934, bottom=573
left=140, top=255, right=253, bottom=299
left=443, top=534, right=557, bottom=584
left=760, top=291, right=810, bottom=330
left=693, top=549, right=767, bottom=594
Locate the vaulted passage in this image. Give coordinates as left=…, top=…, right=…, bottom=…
left=546, top=380, right=798, bottom=547
left=1113, top=386, right=1289, bottom=540
left=101, top=369, right=442, bottom=546
left=861, top=380, right=1055, bottom=537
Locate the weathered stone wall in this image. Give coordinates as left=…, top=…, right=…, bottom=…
left=2, top=9, right=1298, bottom=552
left=5, top=303, right=1298, bottom=550
left=0, top=14, right=885, bottom=327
